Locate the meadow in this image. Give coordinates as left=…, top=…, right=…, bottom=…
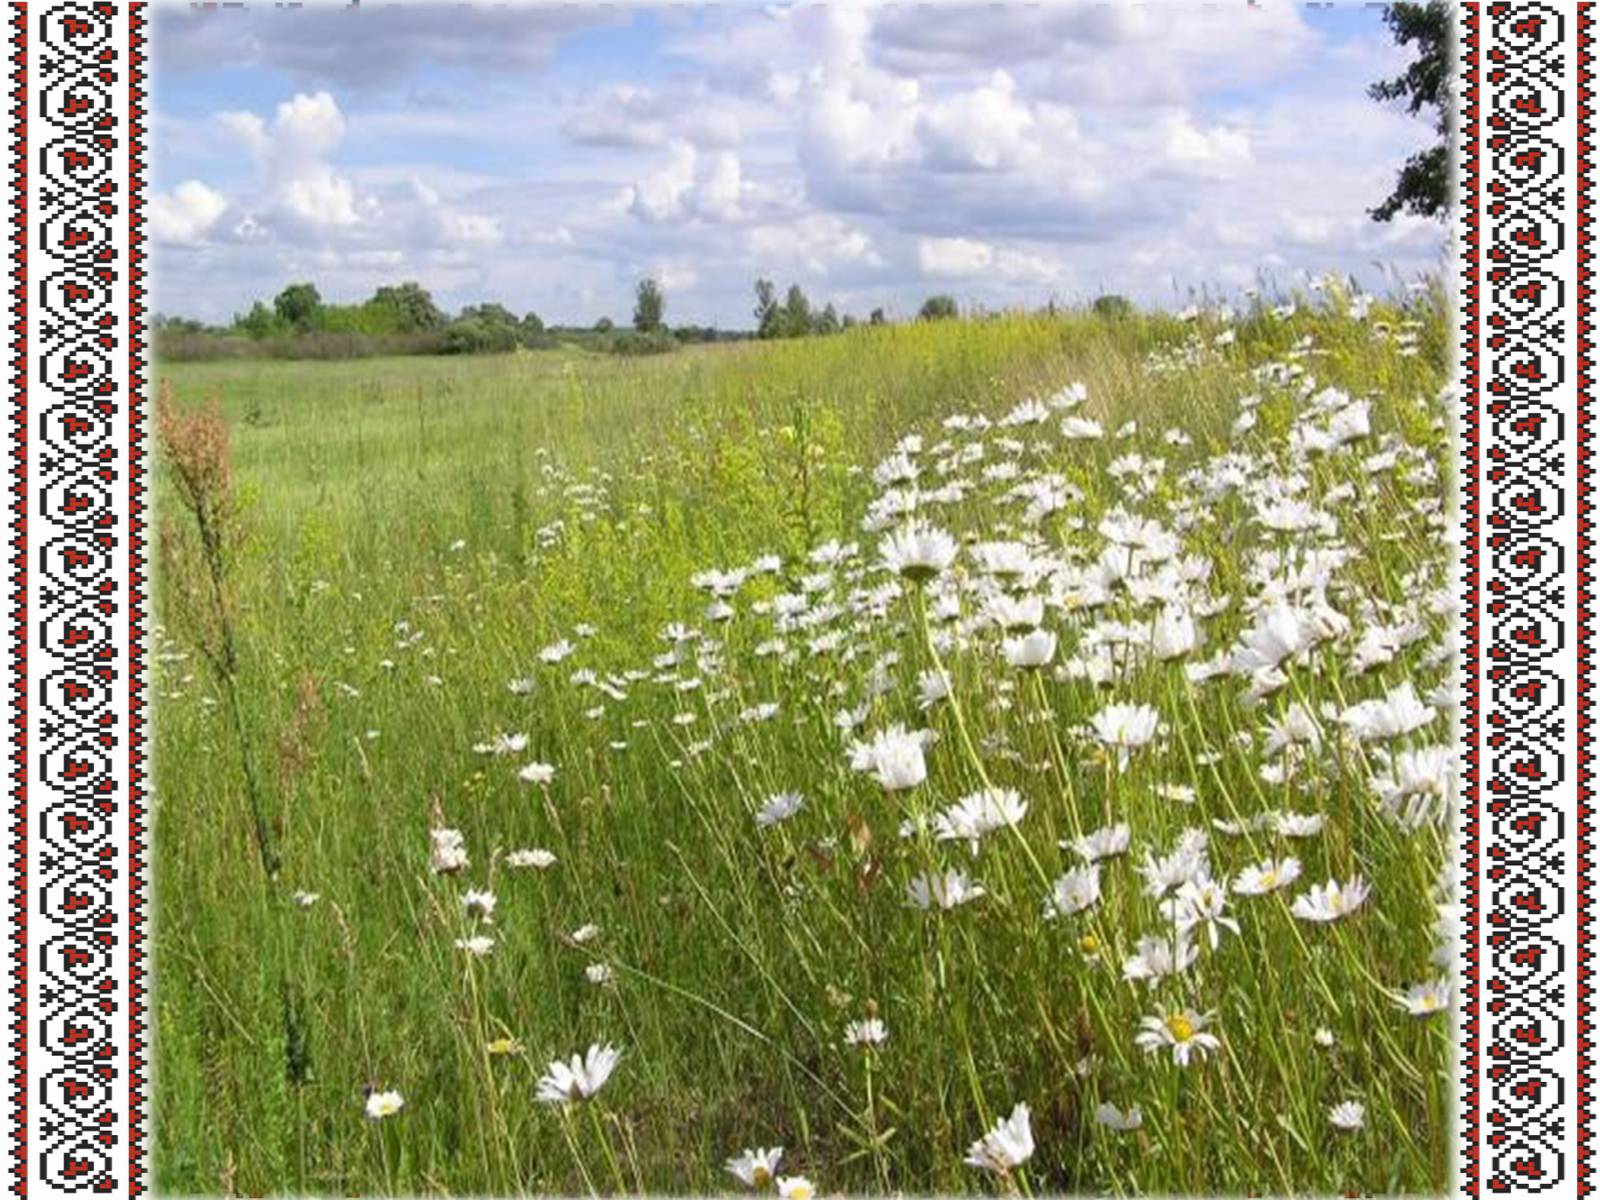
left=152, top=293, right=1456, bottom=1197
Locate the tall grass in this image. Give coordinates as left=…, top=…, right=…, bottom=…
left=152, top=299, right=1453, bottom=1196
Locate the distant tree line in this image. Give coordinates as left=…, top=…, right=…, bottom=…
left=154, top=278, right=765, bottom=363
left=154, top=274, right=1127, bottom=363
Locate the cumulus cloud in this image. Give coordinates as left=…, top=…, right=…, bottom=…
left=150, top=180, right=229, bottom=246
left=1162, top=113, right=1252, bottom=174
left=918, top=236, right=994, bottom=277
left=563, top=84, right=742, bottom=150
left=152, top=4, right=1445, bottom=326
left=748, top=214, right=882, bottom=277
left=155, top=5, right=624, bottom=89
left=624, top=141, right=748, bottom=225
left=219, top=91, right=372, bottom=235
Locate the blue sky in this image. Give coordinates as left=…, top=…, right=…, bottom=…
left=151, top=2, right=1445, bottom=327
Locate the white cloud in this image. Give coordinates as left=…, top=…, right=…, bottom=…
left=918, top=235, right=1065, bottom=287
left=1163, top=113, right=1252, bottom=173
left=563, top=84, right=742, bottom=150
left=152, top=5, right=1446, bottom=327
left=218, top=91, right=370, bottom=236
left=918, top=236, right=993, bottom=277
left=625, top=141, right=748, bottom=225
left=150, top=180, right=229, bottom=245
left=748, top=214, right=881, bottom=277
left=916, top=71, right=1037, bottom=172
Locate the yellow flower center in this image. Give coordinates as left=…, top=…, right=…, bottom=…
left=1165, top=1012, right=1196, bottom=1043
left=1260, top=871, right=1277, bottom=889
left=1079, top=933, right=1101, bottom=954
left=754, top=1169, right=772, bottom=1188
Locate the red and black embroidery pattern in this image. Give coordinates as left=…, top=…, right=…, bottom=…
left=1480, top=2, right=1574, bottom=1194
left=32, top=2, right=127, bottom=1193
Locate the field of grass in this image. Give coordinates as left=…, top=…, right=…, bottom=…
left=152, top=297, right=1455, bottom=1196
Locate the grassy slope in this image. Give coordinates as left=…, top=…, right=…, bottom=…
left=152, top=307, right=1450, bottom=1196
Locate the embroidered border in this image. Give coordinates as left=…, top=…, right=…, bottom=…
left=1480, top=1, right=1573, bottom=1194
left=8, top=1, right=1591, bottom=1195
left=31, top=1, right=127, bottom=1193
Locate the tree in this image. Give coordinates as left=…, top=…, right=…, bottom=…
left=754, top=277, right=781, bottom=339
left=1093, top=294, right=1134, bottom=319
left=371, top=282, right=444, bottom=331
left=236, top=301, right=279, bottom=339
left=782, top=284, right=812, bottom=339
left=1369, top=1, right=1449, bottom=222
left=633, top=278, right=665, bottom=333
left=274, top=282, right=322, bottom=332
left=595, top=317, right=615, bottom=333
left=869, top=307, right=886, bottom=326
left=918, top=294, right=958, bottom=322
left=521, top=312, right=545, bottom=336
left=814, top=302, right=840, bottom=335
left=461, top=302, right=518, bottom=328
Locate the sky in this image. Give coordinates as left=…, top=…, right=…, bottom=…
left=150, top=1, right=1446, bottom=328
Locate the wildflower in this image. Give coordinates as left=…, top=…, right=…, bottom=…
left=1068, top=822, right=1130, bottom=862
left=1232, top=857, right=1302, bottom=896
left=1337, top=681, right=1436, bottom=742
left=1043, top=865, right=1102, bottom=919
left=1397, top=978, right=1450, bottom=1016
left=844, top=1018, right=888, bottom=1046
left=475, top=732, right=528, bottom=756
left=518, top=761, right=557, bottom=785
left=972, top=541, right=1036, bottom=581
left=1094, top=1102, right=1142, bottom=1132
left=570, top=923, right=601, bottom=944
left=1291, top=876, right=1371, bottom=923
left=461, top=889, right=497, bottom=921
left=906, top=869, right=985, bottom=910
left=1152, top=606, right=1198, bottom=660
left=1371, top=746, right=1455, bottom=828
left=756, top=792, right=805, bottom=828
left=1274, top=811, right=1326, bottom=838
left=726, top=1147, right=784, bottom=1190
left=1136, top=1007, right=1220, bottom=1066
left=1122, top=932, right=1198, bottom=985
left=539, top=639, right=575, bottom=664
left=964, top=1102, right=1034, bottom=1174
left=292, top=890, right=319, bottom=908
left=430, top=827, right=469, bottom=874
left=486, top=1036, right=524, bottom=1057
left=1230, top=605, right=1317, bottom=675
left=776, top=1176, right=814, bottom=1200
left=506, top=848, right=558, bottom=870
left=1329, top=1100, right=1365, bottom=1131
left=850, top=724, right=931, bottom=792
left=365, top=1089, right=405, bottom=1120
left=1314, top=1027, right=1336, bottom=1047
left=933, top=788, right=1028, bottom=853
left=585, top=963, right=615, bottom=986
left=455, top=935, right=495, bottom=957
left=1061, top=416, right=1104, bottom=440
left=1171, top=874, right=1240, bottom=948
left=1090, top=703, right=1162, bottom=760
left=535, top=1043, right=622, bottom=1104
left=879, top=522, right=957, bottom=582
left=1003, top=629, right=1057, bottom=669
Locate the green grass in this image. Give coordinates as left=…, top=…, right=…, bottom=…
left=152, top=301, right=1454, bottom=1196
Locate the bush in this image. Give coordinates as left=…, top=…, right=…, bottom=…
left=918, top=294, right=958, bottom=321
left=1093, top=294, right=1135, bottom=319
left=603, top=329, right=678, bottom=357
